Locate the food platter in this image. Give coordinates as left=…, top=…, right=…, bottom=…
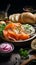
left=0, top=10, right=36, bottom=65
left=0, top=22, right=35, bottom=46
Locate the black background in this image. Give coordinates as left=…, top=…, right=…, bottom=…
left=0, top=0, right=36, bottom=65
left=0, top=0, right=36, bottom=15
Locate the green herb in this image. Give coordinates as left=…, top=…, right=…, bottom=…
left=0, top=24, right=6, bottom=36
left=23, top=24, right=31, bottom=29
left=19, top=48, right=29, bottom=57
left=22, top=24, right=35, bottom=34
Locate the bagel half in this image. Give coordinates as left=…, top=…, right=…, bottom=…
left=34, top=14, right=36, bottom=23
left=21, top=12, right=35, bottom=24
left=31, top=39, right=36, bottom=50
left=9, top=13, right=22, bottom=23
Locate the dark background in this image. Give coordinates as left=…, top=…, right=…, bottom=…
left=0, top=0, right=36, bottom=15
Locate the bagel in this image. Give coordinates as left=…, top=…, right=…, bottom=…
left=0, top=21, right=6, bottom=25
left=14, top=13, right=21, bottom=22
left=31, top=39, right=36, bottom=50
left=9, top=13, right=21, bottom=23
left=21, top=12, right=35, bottom=24
left=9, top=14, right=15, bottom=22
left=34, top=13, right=36, bottom=23
left=9, top=12, right=35, bottom=24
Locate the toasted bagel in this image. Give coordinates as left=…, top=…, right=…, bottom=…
left=21, top=12, right=35, bottom=24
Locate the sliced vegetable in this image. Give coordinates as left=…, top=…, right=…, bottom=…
left=0, top=43, right=14, bottom=53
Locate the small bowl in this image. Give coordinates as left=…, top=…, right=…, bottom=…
left=31, top=39, right=36, bottom=50
left=0, top=42, right=14, bottom=62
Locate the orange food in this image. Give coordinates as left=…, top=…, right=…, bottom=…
left=5, top=23, right=21, bottom=30
left=5, top=23, right=15, bottom=30
left=3, top=22, right=30, bottom=41
left=19, top=33, right=30, bottom=40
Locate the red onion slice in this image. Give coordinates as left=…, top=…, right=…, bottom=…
left=0, top=43, right=14, bottom=53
